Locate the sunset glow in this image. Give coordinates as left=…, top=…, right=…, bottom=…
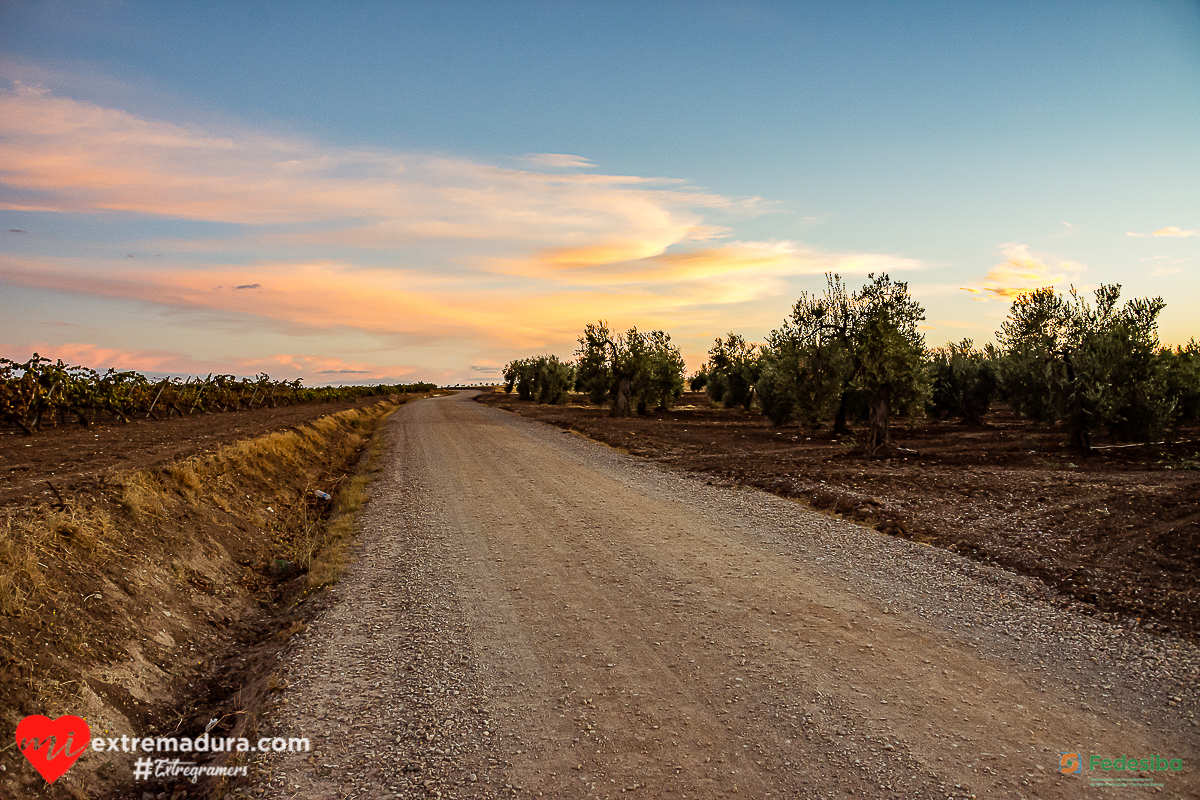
left=2, top=2, right=1197, bottom=382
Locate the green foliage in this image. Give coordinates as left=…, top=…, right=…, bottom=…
left=574, top=322, right=615, bottom=404
left=501, top=278, right=1197, bottom=448
left=0, top=354, right=428, bottom=434
left=757, top=273, right=862, bottom=431
left=996, top=284, right=1172, bottom=448
left=757, top=273, right=927, bottom=450
left=630, top=329, right=686, bottom=412
left=850, top=275, right=929, bottom=449
left=571, top=321, right=685, bottom=415
left=995, top=287, right=1066, bottom=422
left=1162, top=339, right=1200, bottom=424
left=757, top=331, right=848, bottom=429
left=928, top=340, right=999, bottom=425
left=502, top=355, right=573, bottom=404
left=535, top=355, right=574, bottom=405
left=706, top=333, right=760, bottom=409
left=503, top=357, right=538, bottom=400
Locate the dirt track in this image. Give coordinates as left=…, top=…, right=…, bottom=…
left=252, top=392, right=1197, bottom=799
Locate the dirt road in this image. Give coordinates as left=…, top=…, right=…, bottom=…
left=252, top=392, right=1197, bottom=799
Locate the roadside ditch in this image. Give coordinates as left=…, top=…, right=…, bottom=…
left=1, top=395, right=424, bottom=799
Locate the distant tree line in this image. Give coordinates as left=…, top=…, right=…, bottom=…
left=504, top=322, right=685, bottom=415
left=503, top=273, right=1199, bottom=452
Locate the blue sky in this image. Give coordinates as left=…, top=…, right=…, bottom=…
left=2, top=0, right=1197, bottom=383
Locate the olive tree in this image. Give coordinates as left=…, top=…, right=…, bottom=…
left=631, top=329, right=686, bottom=412
left=705, top=333, right=760, bottom=410
left=574, top=321, right=686, bottom=416
left=997, top=284, right=1171, bottom=449
left=755, top=273, right=928, bottom=452
left=502, top=357, right=538, bottom=400
left=1162, top=339, right=1200, bottom=424
left=503, top=355, right=573, bottom=404
left=928, top=339, right=999, bottom=425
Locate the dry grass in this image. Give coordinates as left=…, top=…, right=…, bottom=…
left=0, top=502, right=120, bottom=618
left=0, top=509, right=46, bottom=614
left=0, top=398, right=400, bottom=624
left=297, top=405, right=395, bottom=590
left=166, top=463, right=202, bottom=498
left=119, top=471, right=167, bottom=519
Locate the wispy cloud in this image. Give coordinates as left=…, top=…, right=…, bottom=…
left=0, top=82, right=729, bottom=251
left=0, top=80, right=934, bottom=376
left=1126, top=226, right=1197, bottom=238
left=489, top=239, right=921, bottom=287
left=960, top=243, right=1085, bottom=301
left=521, top=153, right=596, bottom=169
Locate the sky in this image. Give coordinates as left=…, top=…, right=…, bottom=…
left=2, top=0, right=1198, bottom=386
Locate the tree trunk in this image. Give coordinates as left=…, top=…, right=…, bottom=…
left=611, top=373, right=632, bottom=417
left=833, top=393, right=850, bottom=434
left=1067, top=417, right=1091, bottom=451
left=867, top=389, right=890, bottom=453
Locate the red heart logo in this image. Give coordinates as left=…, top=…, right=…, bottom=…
left=15, top=714, right=91, bottom=783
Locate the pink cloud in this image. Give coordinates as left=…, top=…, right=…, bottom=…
left=0, top=82, right=734, bottom=253
left=0, top=81, right=941, bottom=377
left=0, top=341, right=419, bottom=382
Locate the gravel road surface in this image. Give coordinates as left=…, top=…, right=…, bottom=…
left=252, top=392, right=1197, bottom=799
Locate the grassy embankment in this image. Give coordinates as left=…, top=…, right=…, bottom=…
left=0, top=394, right=423, bottom=799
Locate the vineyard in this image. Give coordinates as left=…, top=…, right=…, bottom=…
left=0, top=354, right=436, bottom=435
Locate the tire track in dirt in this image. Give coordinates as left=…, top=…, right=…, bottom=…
left=255, top=392, right=1196, bottom=799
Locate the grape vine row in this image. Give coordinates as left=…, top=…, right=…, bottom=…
left=0, top=354, right=436, bottom=435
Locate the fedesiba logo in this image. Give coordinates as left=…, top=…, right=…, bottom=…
left=1059, top=752, right=1081, bottom=775
left=1060, top=749, right=1184, bottom=788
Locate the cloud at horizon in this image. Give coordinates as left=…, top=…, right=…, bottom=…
left=960, top=244, right=1087, bottom=302
left=1126, top=226, right=1197, bottom=239
left=1, top=80, right=930, bottom=379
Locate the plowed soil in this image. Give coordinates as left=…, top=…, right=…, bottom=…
left=0, top=395, right=422, bottom=506
left=477, top=391, right=1200, bottom=641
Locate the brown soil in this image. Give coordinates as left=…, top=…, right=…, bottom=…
left=477, top=391, right=1200, bottom=641
left=0, top=396, right=414, bottom=506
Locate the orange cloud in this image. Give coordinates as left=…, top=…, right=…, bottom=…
left=1126, top=226, right=1198, bottom=238
left=1152, top=226, right=1197, bottom=238
left=491, top=239, right=922, bottom=286
left=1, top=254, right=501, bottom=339
left=1, top=254, right=704, bottom=350
left=961, top=244, right=1085, bottom=301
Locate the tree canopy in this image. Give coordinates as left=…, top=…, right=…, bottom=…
left=757, top=273, right=927, bottom=451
